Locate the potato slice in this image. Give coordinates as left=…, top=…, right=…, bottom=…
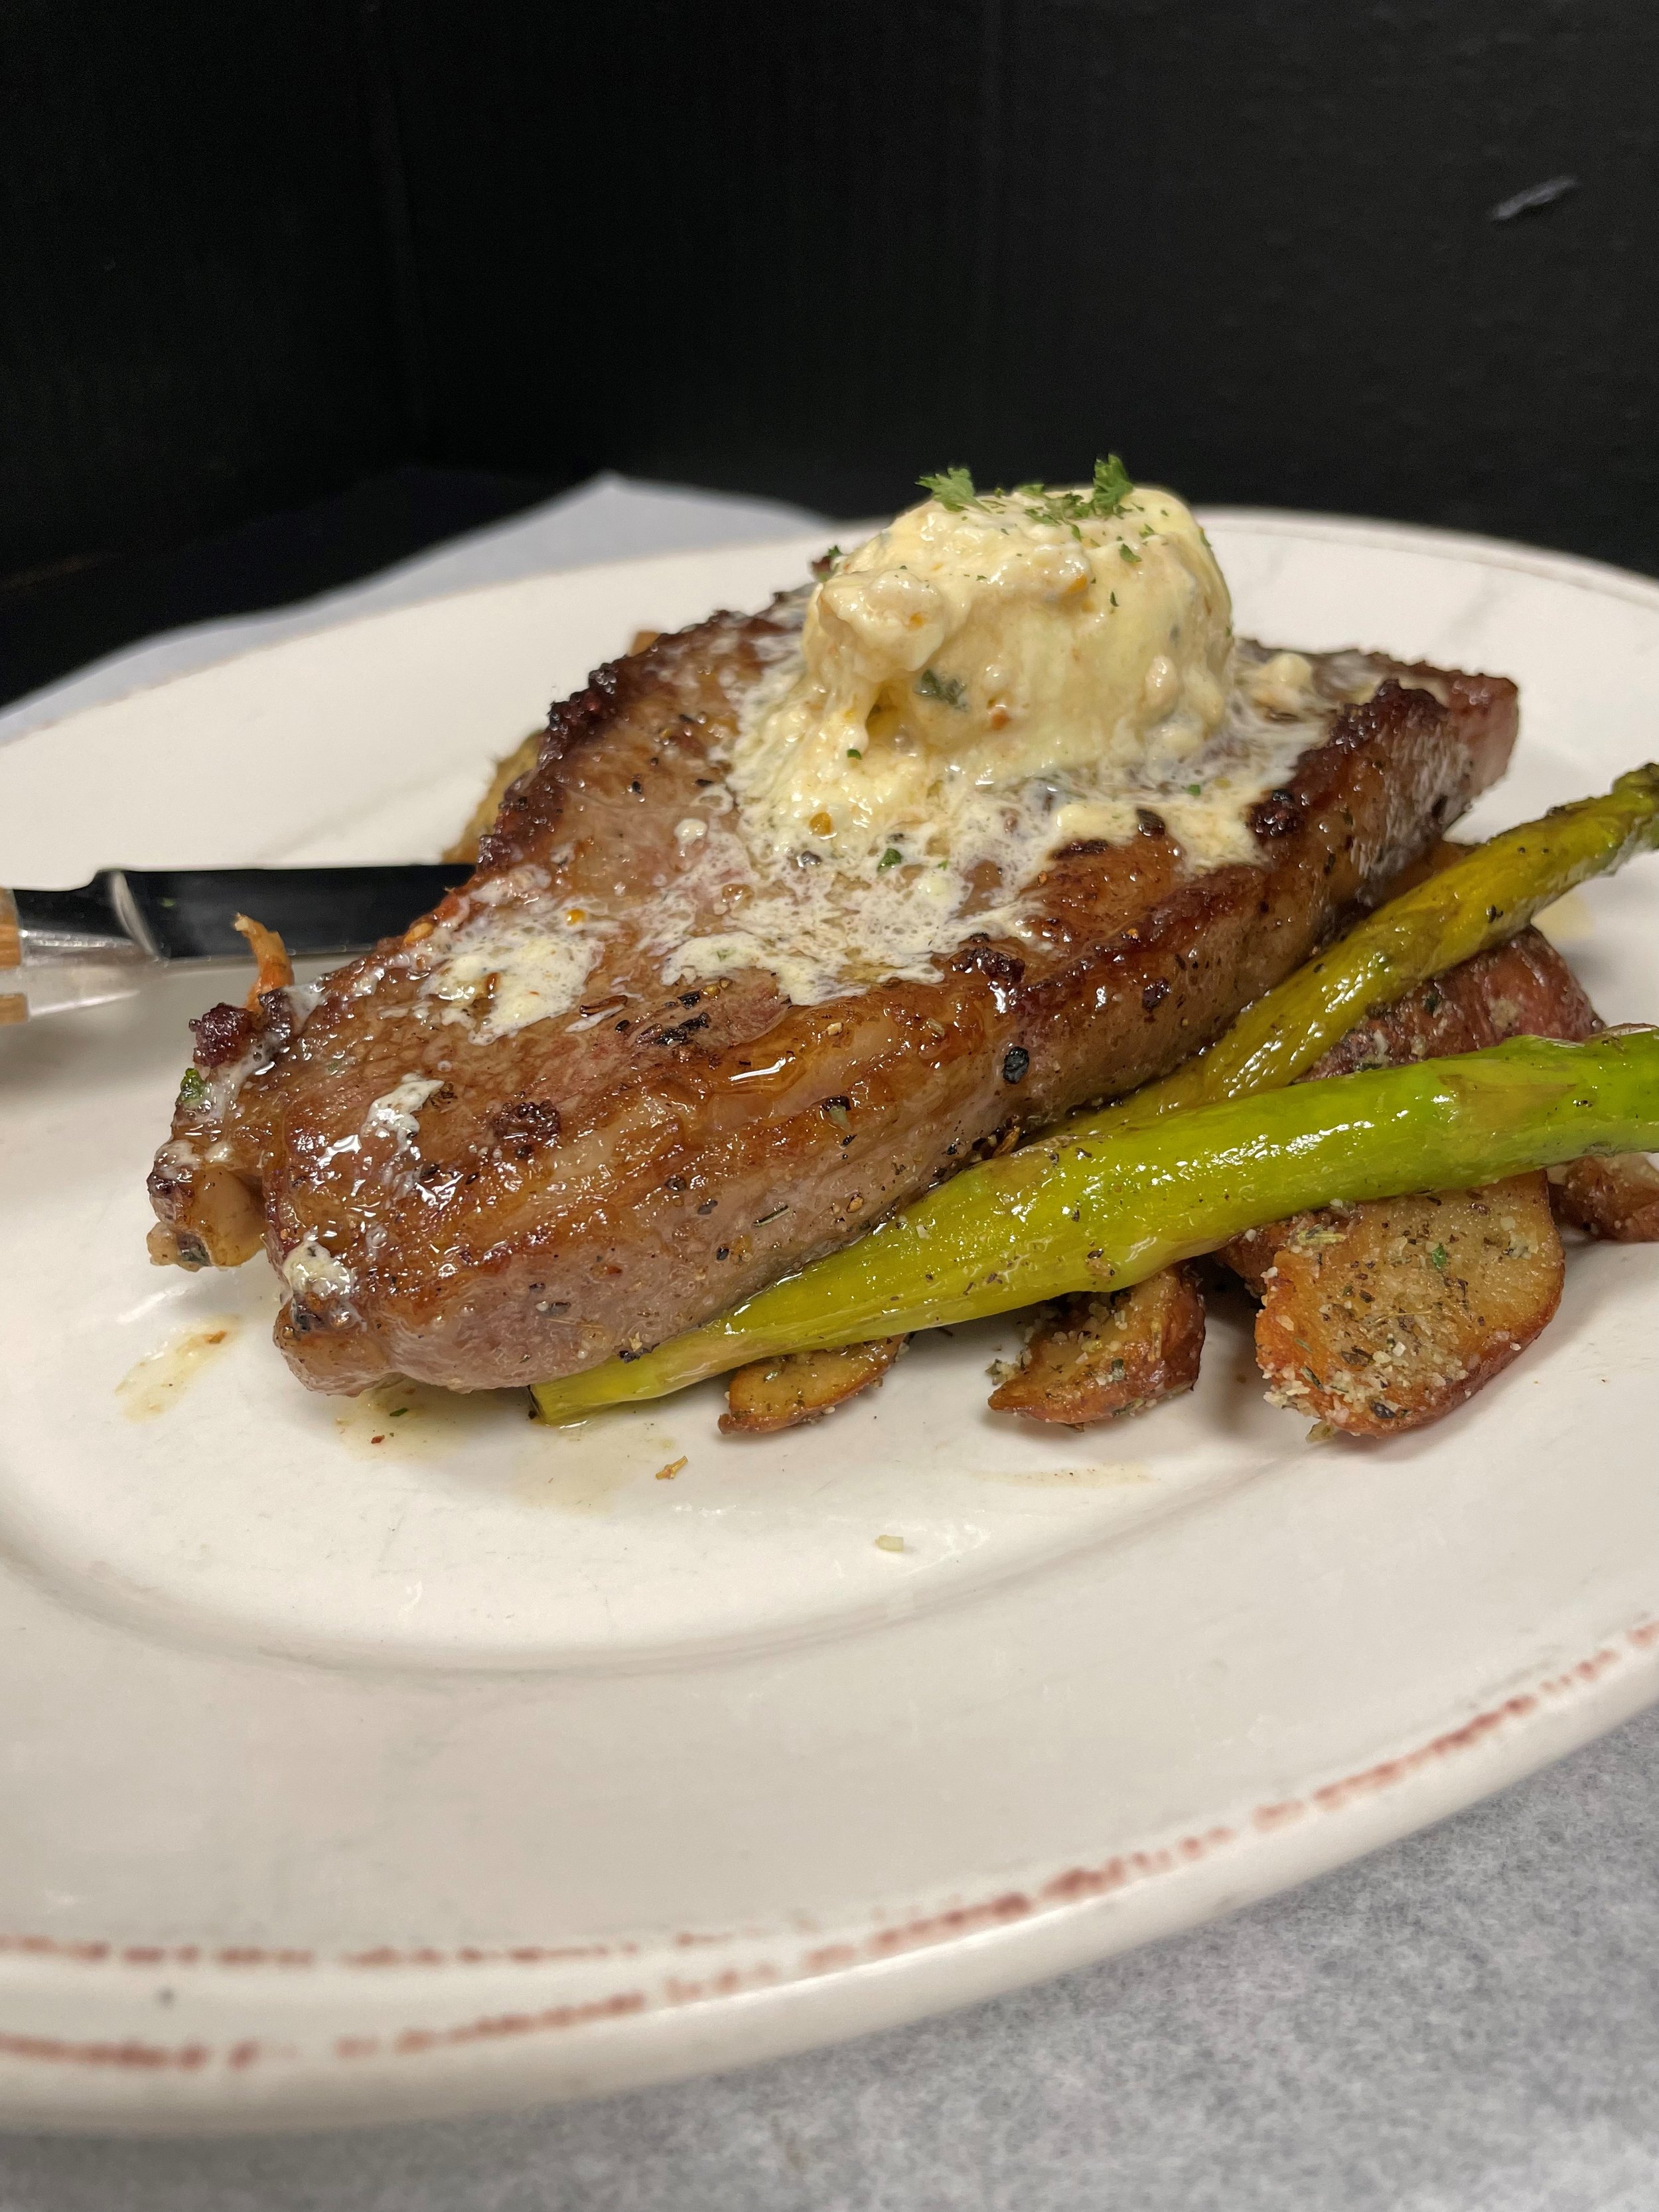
left=1223, top=915, right=1598, bottom=1436
left=1549, top=1153, right=1659, bottom=1243
left=1119, top=915, right=1595, bottom=1428
left=987, top=1266, right=1206, bottom=1425
left=721, top=1337, right=907, bottom=1434
left=1252, top=1173, right=1563, bottom=1436
left=1218, top=1222, right=1286, bottom=1297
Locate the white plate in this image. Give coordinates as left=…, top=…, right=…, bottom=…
left=1, top=514, right=1657, bottom=2136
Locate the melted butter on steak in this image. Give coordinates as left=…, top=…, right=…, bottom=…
left=407, top=630, right=1379, bottom=1023
left=410, top=479, right=1387, bottom=1029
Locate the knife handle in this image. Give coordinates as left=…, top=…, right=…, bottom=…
left=0, top=889, right=23, bottom=1025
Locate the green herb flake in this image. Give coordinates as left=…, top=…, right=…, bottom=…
left=1109, top=591, right=1118, bottom=608
left=1186, top=782, right=1202, bottom=797
left=177, top=1067, right=208, bottom=1108
left=917, top=466, right=979, bottom=512
left=916, top=667, right=968, bottom=709
left=1090, top=454, right=1134, bottom=513
left=920, top=455, right=1134, bottom=528
left=1020, top=453, right=1136, bottom=528
left=878, top=848, right=904, bottom=871
left=1430, top=1244, right=1449, bottom=1272
left=1119, top=542, right=1141, bottom=565
left=846, top=747, right=863, bottom=759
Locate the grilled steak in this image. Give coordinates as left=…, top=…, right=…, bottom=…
left=147, top=594, right=1516, bottom=1394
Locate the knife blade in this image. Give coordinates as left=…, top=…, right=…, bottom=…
left=0, top=863, right=472, bottom=1022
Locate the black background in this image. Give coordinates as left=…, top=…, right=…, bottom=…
left=3, top=0, right=1655, bottom=705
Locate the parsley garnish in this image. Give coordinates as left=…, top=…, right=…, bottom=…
left=1021, top=455, right=1137, bottom=526
left=178, top=1067, right=208, bottom=1108
left=847, top=747, right=862, bottom=759
left=1186, top=782, right=1202, bottom=796
left=878, top=848, right=903, bottom=870
left=1119, top=542, right=1141, bottom=564
left=916, top=668, right=968, bottom=708
left=916, top=466, right=979, bottom=512
left=918, top=455, right=1135, bottom=525
left=1430, top=1244, right=1449, bottom=1272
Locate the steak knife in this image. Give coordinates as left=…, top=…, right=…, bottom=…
left=0, top=863, right=472, bottom=1022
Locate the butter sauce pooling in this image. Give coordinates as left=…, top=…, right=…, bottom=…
left=419, top=479, right=1379, bottom=1025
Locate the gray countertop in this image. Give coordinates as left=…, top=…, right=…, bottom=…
left=5, top=481, right=1655, bottom=2211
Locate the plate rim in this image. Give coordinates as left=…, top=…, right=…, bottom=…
left=2, top=1617, right=1654, bottom=2137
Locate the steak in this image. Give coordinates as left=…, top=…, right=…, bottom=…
left=147, top=593, right=1517, bottom=1394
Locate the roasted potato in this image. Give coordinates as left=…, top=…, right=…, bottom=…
left=1222, top=907, right=1623, bottom=1436
left=721, top=1337, right=907, bottom=1434
left=1054, top=913, right=1599, bottom=1434
left=987, top=1266, right=1206, bottom=1425
left=1250, top=1173, right=1563, bottom=1436
left=1550, top=1153, right=1659, bottom=1243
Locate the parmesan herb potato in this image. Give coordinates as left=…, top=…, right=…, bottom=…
left=1246, top=1173, right=1563, bottom=1436
left=721, top=1337, right=907, bottom=1434
left=1550, top=1151, right=1659, bottom=1242
left=987, top=1266, right=1206, bottom=1425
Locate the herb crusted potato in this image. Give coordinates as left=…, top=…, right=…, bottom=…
left=987, top=1268, right=1206, bottom=1426
left=1244, top=1173, right=1563, bottom=1436
left=721, top=1337, right=907, bottom=1434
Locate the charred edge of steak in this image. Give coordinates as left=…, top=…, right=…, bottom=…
left=1008, top=674, right=1513, bottom=1126
left=476, top=593, right=804, bottom=876
left=189, top=1001, right=256, bottom=1067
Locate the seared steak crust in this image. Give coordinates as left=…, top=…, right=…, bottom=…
left=149, top=597, right=1517, bottom=1394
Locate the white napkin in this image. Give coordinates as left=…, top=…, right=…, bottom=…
left=0, top=472, right=827, bottom=751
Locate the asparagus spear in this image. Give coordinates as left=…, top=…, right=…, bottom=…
left=1080, top=763, right=1659, bottom=1141
left=532, top=1030, right=1659, bottom=1419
